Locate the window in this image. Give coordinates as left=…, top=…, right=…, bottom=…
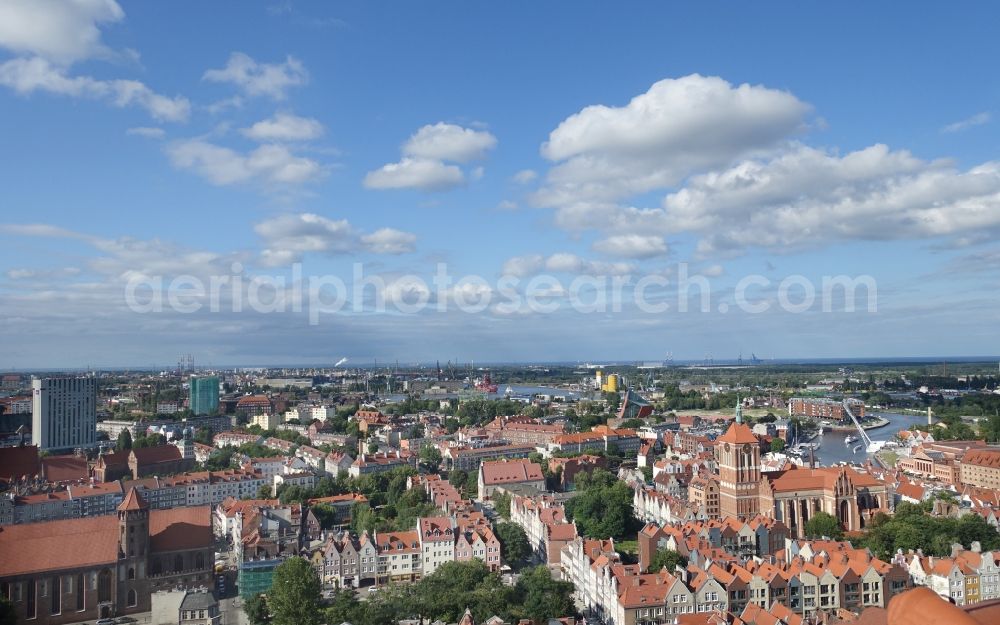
left=127, top=589, right=137, bottom=607
left=26, top=579, right=36, bottom=620
left=75, top=574, right=85, bottom=612
left=50, top=576, right=61, bottom=615
left=128, top=567, right=135, bottom=580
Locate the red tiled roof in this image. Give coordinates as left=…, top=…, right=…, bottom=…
left=118, top=487, right=149, bottom=511
left=150, top=506, right=213, bottom=552
left=717, top=422, right=759, bottom=445
left=0, top=505, right=211, bottom=577
left=962, top=448, right=1000, bottom=469
left=132, top=444, right=182, bottom=465
left=0, top=444, right=41, bottom=481
left=41, top=454, right=89, bottom=483
left=480, top=459, right=544, bottom=484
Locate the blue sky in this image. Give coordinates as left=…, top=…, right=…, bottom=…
left=1, top=1, right=998, bottom=368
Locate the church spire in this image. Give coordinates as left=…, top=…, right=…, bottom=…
left=735, top=396, right=743, bottom=424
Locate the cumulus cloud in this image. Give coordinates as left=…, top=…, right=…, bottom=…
left=942, top=111, right=991, bottom=133
left=0, top=0, right=124, bottom=65
left=592, top=234, right=669, bottom=259
left=366, top=123, right=496, bottom=192
left=402, top=123, right=497, bottom=163
left=363, top=158, right=464, bottom=192
left=241, top=112, right=324, bottom=142
left=254, top=213, right=417, bottom=266
left=512, top=169, right=538, bottom=184
left=203, top=52, right=308, bottom=100
left=501, top=253, right=635, bottom=277
left=166, top=139, right=325, bottom=187
left=360, top=228, right=417, bottom=255
left=659, top=143, right=1000, bottom=252
left=0, top=56, right=191, bottom=122
left=534, top=74, right=810, bottom=213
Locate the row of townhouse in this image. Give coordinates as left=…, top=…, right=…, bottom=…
left=902, top=545, right=1000, bottom=605
left=562, top=530, right=911, bottom=625
left=312, top=515, right=502, bottom=589
left=637, top=517, right=788, bottom=571
left=126, top=469, right=267, bottom=508
left=549, top=426, right=643, bottom=456
left=634, top=485, right=709, bottom=526
left=508, top=494, right=578, bottom=565
left=445, top=444, right=536, bottom=472
left=1, top=481, right=125, bottom=524
left=482, top=416, right=567, bottom=446
left=347, top=450, right=416, bottom=477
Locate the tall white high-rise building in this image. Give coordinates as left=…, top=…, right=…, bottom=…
left=32, top=376, right=98, bottom=451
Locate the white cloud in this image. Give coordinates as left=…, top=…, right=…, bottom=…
left=203, top=52, right=308, bottom=100
left=512, top=169, right=538, bottom=184
left=254, top=213, right=356, bottom=266
left=0, top=0, right=124, bottom=65
left=660, top=143, right=1000, bottom=252
left=126, top=126, right=165, bottom=139
left=402, top=123, right=497, bottom=163
left=501, top=253, right=635, bottom=277
left=592, top=234, right=669, bottom=259
left=942, top=111, right=991, bottom=133
left=241, top=112, right=324, bottom=142
left=167, top=139, right=325, bottom=187
left=366, top=122, right=496, bottom=192
left=501, top=255, right=545, bottom=278
left=254, top=214, right=418, bottom=265
left=532, top=74, right=811, bottom=226
left=360, top=228, right=417, bottom=255
left=363, top=158, right=464, bottom=192
left=496, top=200, right=518, bottom=211
left=0, top=57, right=191, bottom=122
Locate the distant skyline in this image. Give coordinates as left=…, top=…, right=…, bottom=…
left=1, top=1, right=999, bottom=368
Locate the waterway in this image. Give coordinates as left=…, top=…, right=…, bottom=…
left=808, top=410, right=926, bottom=465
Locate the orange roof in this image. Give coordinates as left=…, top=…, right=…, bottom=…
left=118, top=487, right=149, bottom=511
left=0, top=505, right=211, bottom=577
left=717, top=422, right=759, bottom=445
left=480, top=458, right=544, bottom=484
left=962, top=448, right=1000, bottom=469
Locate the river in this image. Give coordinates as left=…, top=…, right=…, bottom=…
left=808, top=410, right=926, bottom=465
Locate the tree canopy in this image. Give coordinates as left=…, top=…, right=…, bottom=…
left=803, top=511, right=843, bottom=540
left=268, top=557, right=322, bottom=625
left=648, top=549, right=687, bottom=573
left=564, top=469, right=639, bottom=539
left=853, top=502, right=1000, bottom=559
left=322, top=560, right=575, bottom=625
left=495, top=522, right=531, bottom=566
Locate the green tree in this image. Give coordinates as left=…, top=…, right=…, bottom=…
left=770, top=438, right=786, bottom=453
left=323, top=588, right=360, bottom=625
left=493, top=490, right=512, bottom=520
left=804, top=511, right=843, bottom=540
left=564, top=469, right=639, bottom=539
left=244, top=593, right=270, bottom=625
left=419, top=446, right=442, bottom=471
left=367, top=441, right=379, bottom=454
left=256, top=484, right=273, bottom=499
left=495, top=522, right=531, bottom=565
left=268, top=557, right=322, bottom=625
left=116, top=429, right=133, bottom=451
left=648, top=549, right=687, bottom=573
left=512, top=566, right=575, bottom=624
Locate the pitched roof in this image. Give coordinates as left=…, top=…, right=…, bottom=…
left=717, top=422, right=759, bottom=445
left=118, top=487, right=149, bottom=512
left=479, top=459, right=544, bottom=484
left=41, top=454, right=89, bottom=482
left=0, top=505, right=211, bottom=577
left=0, top=444, right=41, bottom=481
left=132, top=444, right=183, bottom=465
